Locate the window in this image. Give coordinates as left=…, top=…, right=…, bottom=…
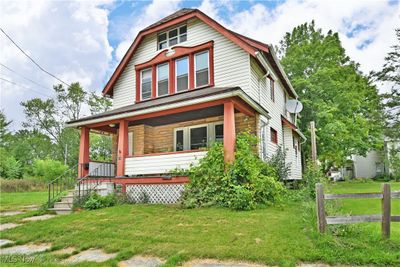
left=195, top=51, right=209, bottom=87
left=157, top=63, right=169, bottom=97
left=176, top=57, right=189, bottom=92
left=190, top=126, right=208, bottom=150
left=141, top=68, right=152, bottom=100
left=174, top=122, right=222, bottom=151
left=270, top=78, right=275, bottom=102
left=270, top=127, right=278, bottom=144
left=175, top=129, right=184, bottom=152
left=214, top=124, right=223, bottom=142
left=157, top=25, right=187, bottom=50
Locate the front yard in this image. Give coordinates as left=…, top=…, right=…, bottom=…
left=0, top=181, right=399, bottom=266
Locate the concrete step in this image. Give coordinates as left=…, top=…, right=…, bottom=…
left=61, top=196, right=74, bottom=204
left=54, top=202, right=73, bottom=209
left=48, top=208, right=72, bottom=215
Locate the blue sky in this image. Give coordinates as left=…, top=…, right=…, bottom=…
left=1, top=0, right=399, bottom=130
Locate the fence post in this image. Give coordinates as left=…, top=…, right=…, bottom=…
left=382, top=183, right=391, bottom=239
left=316, top=183, right=327, bottom=233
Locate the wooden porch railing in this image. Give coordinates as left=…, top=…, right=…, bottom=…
left=316, top=183, right=400, bottom=239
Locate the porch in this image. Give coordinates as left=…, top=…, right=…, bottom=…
left=78, top=97, right=259, bottom=180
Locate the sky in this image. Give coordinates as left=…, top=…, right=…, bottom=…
left=1, top=0, right=399, bottom=131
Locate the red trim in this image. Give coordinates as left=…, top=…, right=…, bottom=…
left=102, top=10, right=258, bottom=97
left=78, top=127, right=90, bottom=178
left=231, top=98, right=255, bottom=117
left=135, top=69, right=140, bottom=103
left=281, top=115, right=297, bottom=130
left=224, top=101, right=236, bottom=163
left=169, top=59, right=175, bottom=94
left=117, top=120, right=128, bottom=176
left=126, top=149, right=204, bottom=158
left=86, top=176, right=189, bottom=185
left=189, top=54, right=194, bottom=89
left=209, top=44, right=215, bottom=87
left=151, top=65, right=156, bottom=99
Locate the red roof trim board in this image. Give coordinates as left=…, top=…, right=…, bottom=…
left=281, top=115, right=297, bottom=130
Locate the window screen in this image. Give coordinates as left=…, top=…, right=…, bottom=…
left=190, top=126, right=207, bottom=150
left=215, top=124, right=223, bottom=142
left=176, top=57, right=189, bottom=92
left=157, top=63, right=169, bottom=96
left=175, top=130, right=184, bottom=151
left=195, top=51, right=209, bottom=87
left=141, top=68, right=152, bottom=100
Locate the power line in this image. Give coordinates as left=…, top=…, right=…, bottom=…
left=0, top=63, right=51, bottom=91
left=0, top=28, right=71, bottom=87
left=0, top=77, right=52, bottom=98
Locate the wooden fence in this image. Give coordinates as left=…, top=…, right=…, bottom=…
left=316, top=183, right=400, bottom=238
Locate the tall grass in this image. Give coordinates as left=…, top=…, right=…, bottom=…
left=0, top=178, right=47, bottom=192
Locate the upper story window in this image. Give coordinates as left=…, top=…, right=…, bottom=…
left=176, top=57, right=189, bottom=92
left=157, top=63, right=169, bottom=97
left=195, top=51, right=209, bottom=87
left=270, top=127, right=278, bottom=144
left=157, top=25, right=187, bottom=50
left=141, top=68, right=152, bottom=100
left=269, top=77, right=275, bottom=102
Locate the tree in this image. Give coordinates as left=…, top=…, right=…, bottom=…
left=372, top=28, right=400, bottom=139
left=88, top=92, right=112, bottom=115
left=278, top=21, right=384, bottom=167
left=0, top=110, right=13, bottom=149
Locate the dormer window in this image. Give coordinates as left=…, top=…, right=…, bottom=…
left=195, top=51, right=209, bottom=87
left=140, top=68, right=152, bottom=100
left=157, top=25, right=187, bottom=50
left=157, top=63, right=169, bottom=97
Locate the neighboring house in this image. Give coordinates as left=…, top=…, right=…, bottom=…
left=66, top=8, right=305, bottom=203
left=350, top=139, right=400, bottom=178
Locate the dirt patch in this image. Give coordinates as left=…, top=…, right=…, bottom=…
left=118, top=255, right=165, bottom=267
left=51, top=247, right=76, bottom=255
left=62, top=248, right=117, bottom=263
left=21, top=214, right=56, bottom=222
left=0, top=243, right=51, bottom=255
left=0, top=223, right=20, bottom=231
left=183, top=259, right=270, bottom=267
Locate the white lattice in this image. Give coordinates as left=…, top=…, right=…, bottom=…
left=126, top=184, right=184, bottom=204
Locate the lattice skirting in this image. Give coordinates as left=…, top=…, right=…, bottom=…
left=126, top=184, right=184, bottom=204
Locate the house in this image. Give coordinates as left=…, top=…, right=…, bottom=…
left=66, top=8, right=306, bottom=203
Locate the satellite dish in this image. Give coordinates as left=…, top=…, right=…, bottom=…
left=286, top=99, right=303, bottom=114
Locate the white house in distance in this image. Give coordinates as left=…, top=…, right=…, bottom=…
left=66, top=8, right=306, bottom=203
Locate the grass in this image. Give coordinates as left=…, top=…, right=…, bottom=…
left=0, top=191, right=48, bottom=212
left=0, top=181, right=399, bottom=267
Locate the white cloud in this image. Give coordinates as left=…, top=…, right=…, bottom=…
left=0, top=0, right=114, bottom=130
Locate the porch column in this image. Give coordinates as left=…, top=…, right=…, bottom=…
left=223, top=101, right=236, bottom=163
left=117, top=120, right=129, bottom=177
left=78, top=126, right=90, bottom=178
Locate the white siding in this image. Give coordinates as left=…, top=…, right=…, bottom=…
left=125, top=151, right=207, bottom=175
left=282, top=125, right=302, bottom=180
left=353, top=151, right=383, bottom=178
left=112, top=18, right=250, bottom=109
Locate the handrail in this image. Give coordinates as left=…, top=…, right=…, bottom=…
left=47, top=164, right=78, bottom=207
left=48, top=163, right=78, bottom=185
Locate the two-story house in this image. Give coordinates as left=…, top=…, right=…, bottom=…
left=66, top=8, right=305, bottom=203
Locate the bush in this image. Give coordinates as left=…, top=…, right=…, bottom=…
left=266, top=145, right=291, bottom=181
left=32, top=159, right=68, bottom=182
left=0, top=155, right=23, bottom=179
left=0, top=178, right=47, bottom=192
left=181, top=132, right=285, bottom=210
left=303, top=161, right=324, bottom=199
left=82, top=193, right=117, bottom=210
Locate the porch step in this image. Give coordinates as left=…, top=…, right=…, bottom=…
left=54, top=201, right=73, bottom=209
left=60, top=196, right=74, bottom=204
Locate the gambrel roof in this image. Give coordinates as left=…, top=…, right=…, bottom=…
left=103, top=8, right=297, bottom=99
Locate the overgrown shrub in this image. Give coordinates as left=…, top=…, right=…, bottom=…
left=267, top=145, right=291, bottom=181
left=82, top=193, right=117, bottom=210
left=303, top=161, right=324, bottom=199
left=0, top=178, right=47, bottom=192
left=32, top=159, right=68, bottom=182
left=181, top=132, right=285, bottom=210
left=0, top=155, right=23, bottom=179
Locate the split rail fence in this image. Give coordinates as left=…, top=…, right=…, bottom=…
left=316, top=183, right=400, bottom=238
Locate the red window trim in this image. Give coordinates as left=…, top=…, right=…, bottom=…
left=135, top=41, right=214, bottom=103
left=270, top=127, right=278, bottom=144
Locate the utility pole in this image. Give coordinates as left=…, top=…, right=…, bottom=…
left=310, top=121, right=317, bottom=166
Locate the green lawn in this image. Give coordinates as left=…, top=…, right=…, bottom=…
left=0, top=191, right=48, bottom=211
left=0, top=181, right=399, bottom=267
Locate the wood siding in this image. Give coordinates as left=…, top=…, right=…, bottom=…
left=112, top=18, right=249, bottom=109
left=125, top=151, right=207, bottom=175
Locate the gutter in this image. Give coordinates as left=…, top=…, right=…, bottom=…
left=66, top=90, right=270, bottom=128
left=255, top=49, right=298, bottom=99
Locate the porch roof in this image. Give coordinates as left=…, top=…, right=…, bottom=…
left=66, top=87, right=269, bottom=127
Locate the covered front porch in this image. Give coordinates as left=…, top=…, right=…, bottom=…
left=77, top=97, right=259, bottom=181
